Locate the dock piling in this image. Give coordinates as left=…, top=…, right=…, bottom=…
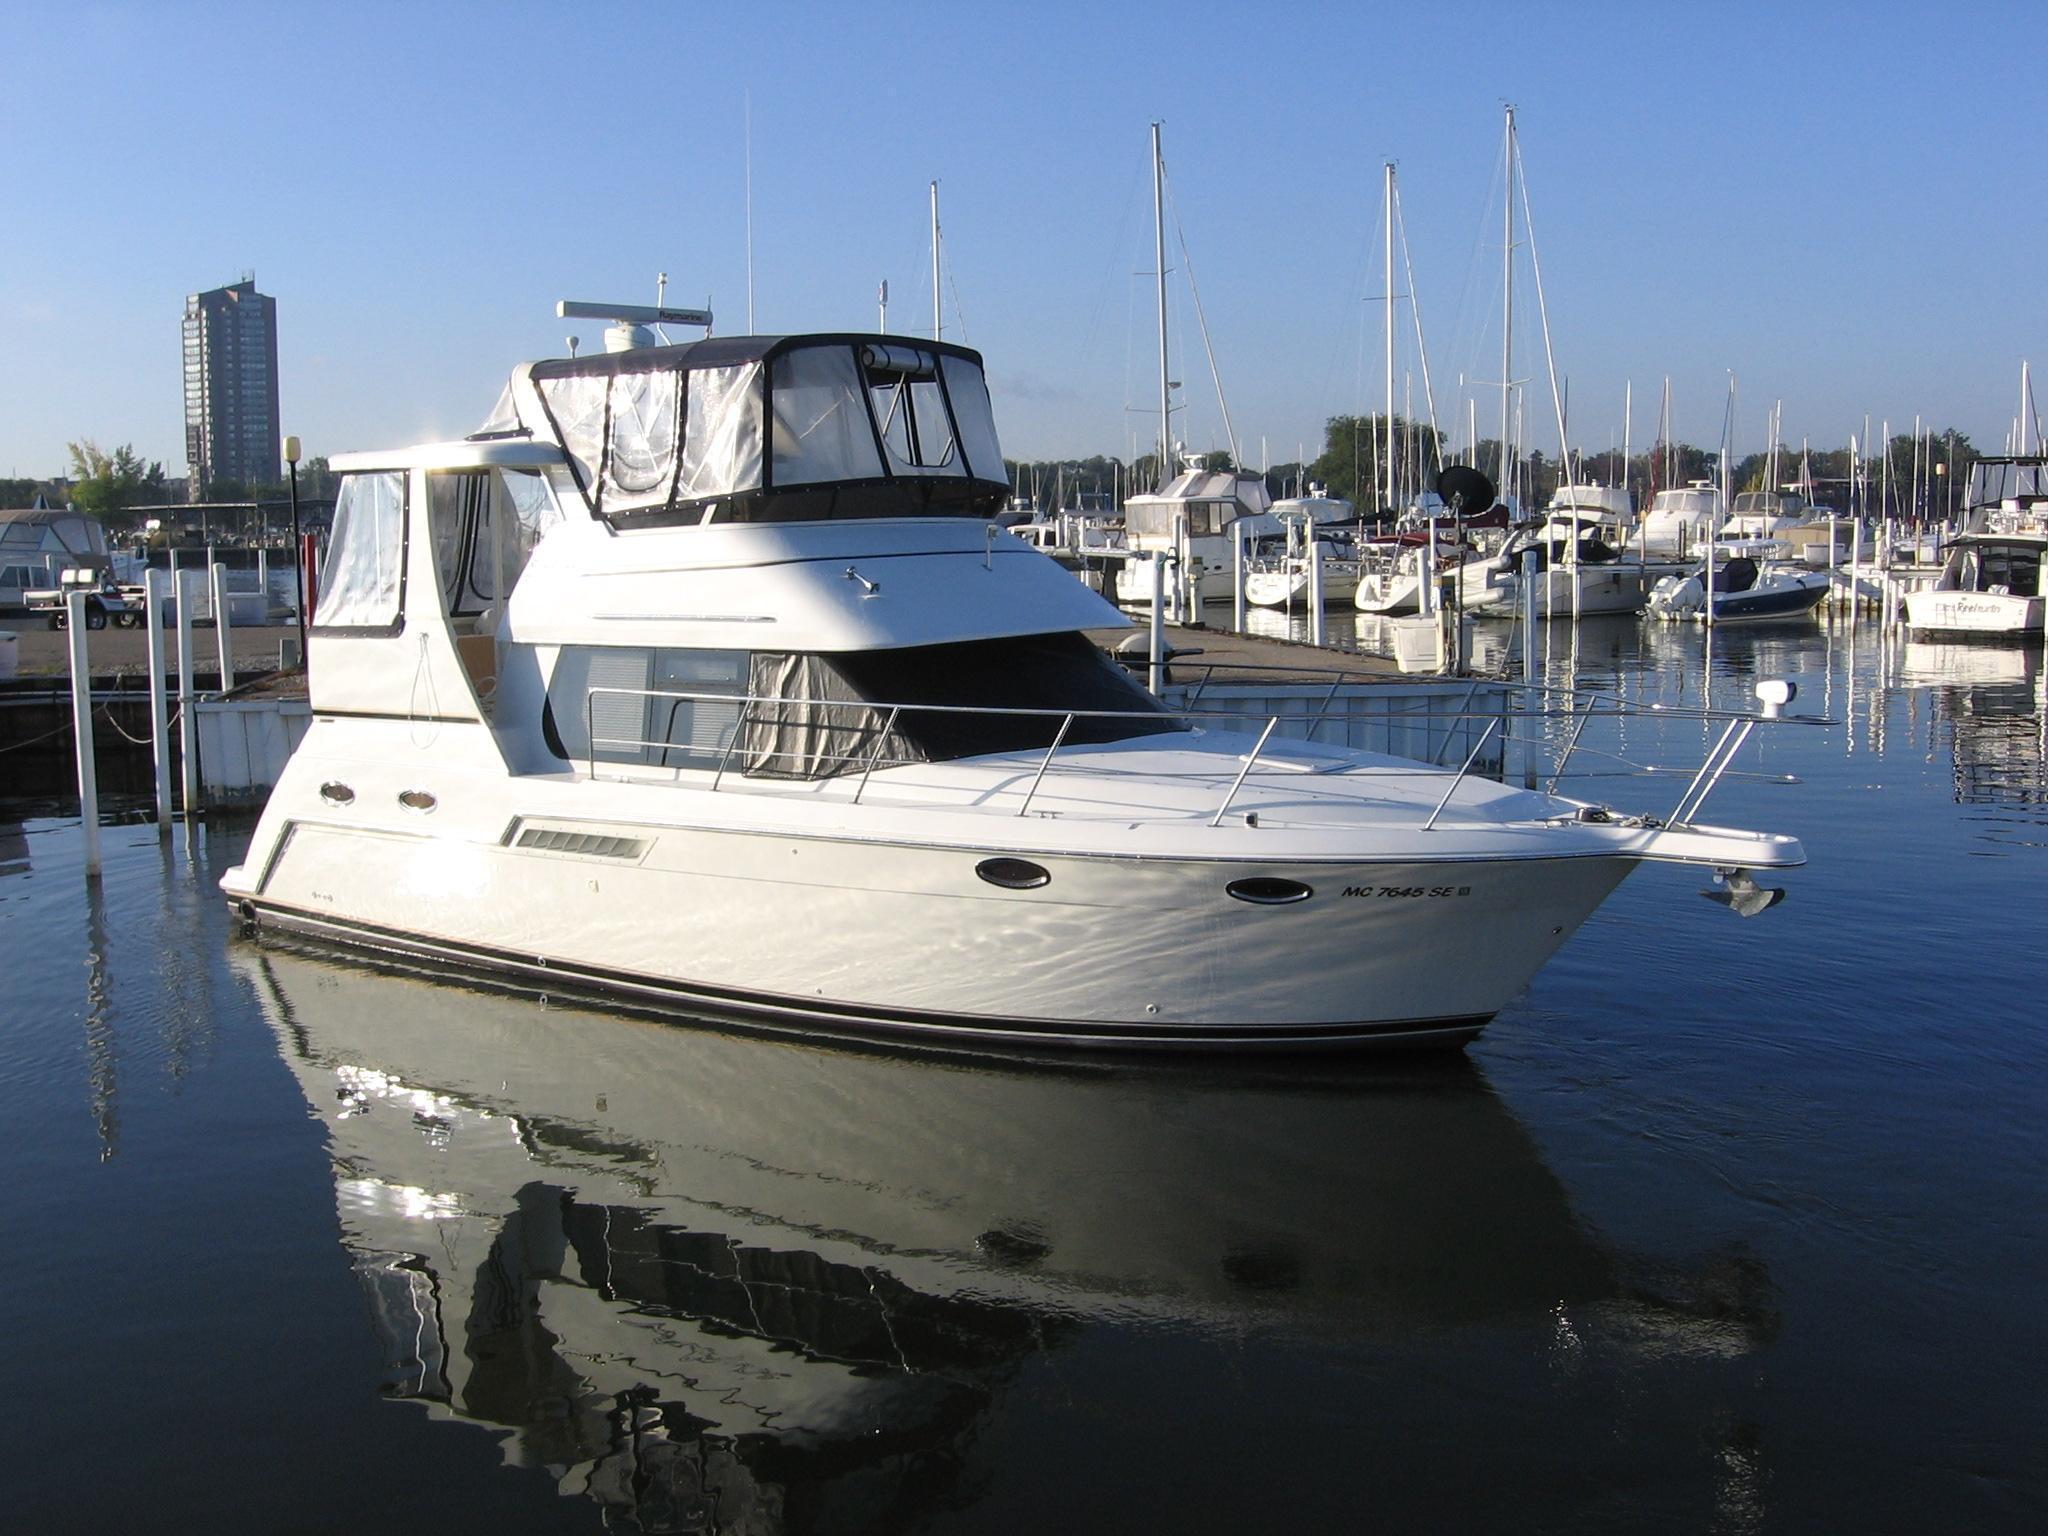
left=176, top=571, right=199, bottom=817
left=1232, top=528, right=1246, bottom=633
left=1148, top=554, right=1166, bottom=696
left=1308, top=537, right=1326, bottom=647
left=1521, top=547, right=1540, bottom=682
left=146, top=570, right=172, bottom=832
left=210, top=562, right=234, bottom=694
left=66, top=592, right=101, bottom=877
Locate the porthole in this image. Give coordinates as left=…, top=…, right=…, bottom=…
left=977, top=857, right=1050, bottom=890
left=1226, top=876, right=1313, bottom=906
left=318, top=781, right=355, bottom=807
left=397, top=789, right=438, bottom=814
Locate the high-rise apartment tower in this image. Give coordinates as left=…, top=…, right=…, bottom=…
left=182, top=276, right=280, bottom=497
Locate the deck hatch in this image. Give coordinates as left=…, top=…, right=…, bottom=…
left=516, top=828, right=646, bottom=860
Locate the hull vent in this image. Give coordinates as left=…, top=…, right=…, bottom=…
left=976, top=857, right=1051, bottom=890
left=516, top=828, right=646, bottom=860
left=1225, top=876, right=1314, bottom=906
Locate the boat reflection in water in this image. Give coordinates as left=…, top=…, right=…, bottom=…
left=1, top=821, right=28, bottom=879
left=238, top=944, right=1778, bottom=1531
left=1898, top=641, right=2047, bottom=810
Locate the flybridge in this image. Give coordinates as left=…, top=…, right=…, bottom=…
left=480, top=325, right=1011, bottom=528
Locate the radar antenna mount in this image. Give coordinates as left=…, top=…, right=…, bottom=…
left=556, top=298, right=714, bottom=354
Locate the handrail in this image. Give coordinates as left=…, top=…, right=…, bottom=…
left=573, top=680, right=1811, bottom=831
left=581, top=681, right=1820, bottom=740
left=852, top=706, right=903, bottom=806
left=1668, top=718, right=1756, bottom=826
left=1210, top=716, right=1279, bottom=827
left=1016, top=712, right=1076, bottom=817
left=1422, top=718, right=1502, bottom=831
left=1432, top=680, right=1485, bottom=765
left=1544, top=703, right=1599, bottom=795
left=709, top=698, right=749, bottom=792
left=1301, top=675, right=1345, bottom=744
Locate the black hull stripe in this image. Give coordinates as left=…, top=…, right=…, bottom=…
left=235, top=900, right=1489, bottom=1053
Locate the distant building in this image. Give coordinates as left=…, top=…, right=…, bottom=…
left=182, top=276, right=280, bottom=499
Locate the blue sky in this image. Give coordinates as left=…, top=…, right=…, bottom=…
left=5, top=0, right=2043, bottom=481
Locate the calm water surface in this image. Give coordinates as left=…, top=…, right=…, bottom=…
left=4, top=618, right=2043, bottom=1532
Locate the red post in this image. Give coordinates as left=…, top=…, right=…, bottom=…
left=300, top=533, right=319, bottom=656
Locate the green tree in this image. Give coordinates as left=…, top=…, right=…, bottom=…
left=65, top=440, right=165, bottom=526
left=1309, top=414, right=1446, bottom=515
left=292, top=456, right=336, bottom=499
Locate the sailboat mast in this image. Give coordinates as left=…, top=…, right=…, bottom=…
left=1384, top=160, right=1397, bottom=514
left=1767, top=400, right=1781, bottom=500
left=1499, top=105, right=1515, bottom=500
left=929, top=180, right=941, bottom=340
left=1152, top=121, right=1171, bottom=491
left=1661, top=377, right=1672, bottom=489
left=1622, top=380, right=1632, bottom=507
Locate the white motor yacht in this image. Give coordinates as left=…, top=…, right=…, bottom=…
left=221, top=323, right=1804, bottom=1050
left=1639, top=482, right=1721, bottom=557
left=1719, top=489, right=1842, bottom=568
left=1902, top=457, right=2048, bottom=641
left=1113, top=466, right=1278, bottom=606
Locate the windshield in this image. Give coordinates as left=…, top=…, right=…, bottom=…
left=545, top=632, right=1181, bottom=780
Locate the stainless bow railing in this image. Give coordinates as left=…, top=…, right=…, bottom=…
left=578, top=672, right=1827, bottom=831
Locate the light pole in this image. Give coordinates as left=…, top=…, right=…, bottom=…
left=283, top=434, right=306, bottom=663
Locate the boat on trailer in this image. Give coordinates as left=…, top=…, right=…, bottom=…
left=222, top=315, right=1804, bottom=1051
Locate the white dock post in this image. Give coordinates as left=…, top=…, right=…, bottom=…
left=1850, top=515, right=1865, bottom=615
left=1307, top=537, right=1326, bottom=647
left=210, top=561, right=234, bottom=694
left=66, top=592, right=101, bottom=876
left=1232, top=527, right=1247, bottom=633
left=1148, top=552, right=1167, bottom=696
left=145, top=570, right=172, bottom=833
left=176, top=570, right=199, bottom=817
left=1521, top=547, right=1540, bottom=683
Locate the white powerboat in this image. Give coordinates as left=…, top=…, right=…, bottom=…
left=1462, top=499, right=1657, bottom=618
left=1244, top=491, right=1359, bottom=607
left=221, top=321, right=1804, bottom=1050
left=1352, top=527, right=1483, bottom=615
left=1902, top=457, right=2047, bottom=641
left=1645, top=540, right=1830, bottom=624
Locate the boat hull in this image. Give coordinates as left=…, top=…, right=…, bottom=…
left=1244, top=566, right=1360, bottom=607
left=229, top=808, right=1634, bottom=1051
left=1902, top=590, right=2045, bottom=639
left=1706, top=580, right=1829, bottom=624
left=1485, top=565, right=1653, bottom=618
